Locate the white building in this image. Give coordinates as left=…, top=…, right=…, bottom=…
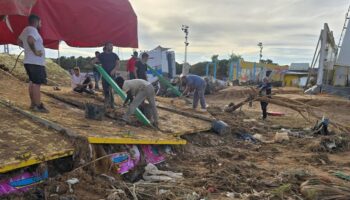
left=146, top=46, right=176, bottom=83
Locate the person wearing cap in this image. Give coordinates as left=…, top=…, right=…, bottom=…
left=71, top=67, right=94, bottom=94
left=94, top=42, right=120, bottom=109
left=135, top=53, right=149, bottom=81
left=181, top=74, right=207, bottom=111
left=127, top=51, right=138, bottom=80
left=258, top=70, right=272, bottom=120
left=115, top=77, right=159, bottom=127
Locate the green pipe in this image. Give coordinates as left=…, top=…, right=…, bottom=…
left=147, top=65, right=182, bottom=97
left=95, top=65, right=151, bottom=126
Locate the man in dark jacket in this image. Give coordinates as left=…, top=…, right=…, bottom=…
left=96, top=42, right=120, bottom=109
left=258, top=70, right=272, bottom=120
left=136, top=53, right=149, bottom=81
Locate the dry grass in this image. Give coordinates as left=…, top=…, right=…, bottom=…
left=0, top=53, right=71, bottom=86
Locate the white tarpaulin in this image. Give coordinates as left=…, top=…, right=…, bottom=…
left=146, top=46, right=176, bottom=82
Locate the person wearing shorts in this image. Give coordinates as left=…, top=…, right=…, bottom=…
left=18, top=14, right=48, bottom=113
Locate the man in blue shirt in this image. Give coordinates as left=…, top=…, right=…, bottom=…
left=181, top=74, right=207, bottom=110
left=96, top=42, right=120, bottom=109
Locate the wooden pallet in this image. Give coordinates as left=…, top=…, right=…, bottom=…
left=0, top=104, right=74, bottom=173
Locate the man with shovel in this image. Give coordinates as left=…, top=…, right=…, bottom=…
left=181, top=74, right=207, bottom=111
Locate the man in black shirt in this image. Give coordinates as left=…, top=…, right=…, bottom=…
left=136, top=53, right=149, bottom=81
left=97, top=42, right=120, bottom=109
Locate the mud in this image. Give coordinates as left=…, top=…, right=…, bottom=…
left=1, top=71, right=350, bottom=200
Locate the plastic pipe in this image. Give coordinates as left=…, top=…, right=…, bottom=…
left=95, top=65, right=151, bottom=126
left=147, top=65, right=182, bottom=97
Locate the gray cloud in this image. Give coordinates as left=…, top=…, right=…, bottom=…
left=7, top=0, right=346, bottom=65
left=130, top=0, right=348, bottom=64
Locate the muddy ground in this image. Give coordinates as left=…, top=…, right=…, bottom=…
left=4, top=86, right=350, bottom=200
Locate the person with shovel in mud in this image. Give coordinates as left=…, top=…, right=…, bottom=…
left=115, top=77, right=159, bottom=127
left=181, top=74, right=207, bottom=112
left=258, top=70, right=272, bottom=120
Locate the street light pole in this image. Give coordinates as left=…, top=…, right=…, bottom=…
left=257, top=42, right=263, bottom=63
left=3, top=44, right=9, bottom=54
left=182, top=25, right=189, bottom=64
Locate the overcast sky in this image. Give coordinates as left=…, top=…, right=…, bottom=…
left=6, top=0, right=350, bottom=65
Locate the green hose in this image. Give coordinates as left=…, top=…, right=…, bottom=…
left=147, top=65, right=182, bottom=97
left=95, top=65, right=151, bottom=126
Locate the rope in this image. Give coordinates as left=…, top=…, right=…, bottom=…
left=10, top=50, right=24, bottom=73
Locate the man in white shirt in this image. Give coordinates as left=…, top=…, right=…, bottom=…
left=71, top=67, right=94, bottom=94
left=17, top=14, right=48, bottom=113
left=115, top=77, right=158, bottom=127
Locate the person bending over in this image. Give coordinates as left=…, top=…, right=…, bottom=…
left=181, top=74, right=207, bottom=111
left=115, top=77, right=159, bottom=127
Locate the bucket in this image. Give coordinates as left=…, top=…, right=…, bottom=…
left=85, top=103, right=105, bottom=120
left=212, top=120, right=231, bottom=135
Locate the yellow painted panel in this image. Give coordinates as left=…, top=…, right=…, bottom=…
left=88, top=137, right=187, bottom=145
left=284, top=75, right=299, bottom=86
left=0, top=150, right=74, bottom=173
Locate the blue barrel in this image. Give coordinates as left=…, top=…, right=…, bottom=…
left=212, top=120, right=231, bottom=135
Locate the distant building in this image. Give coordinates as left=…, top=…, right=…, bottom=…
left=283, top=63, right=310, bottom=87
left=289, top=63, right=309, bottom=71
left=146, top=46, right=176, bottom=83
left=231, top=60, right=288, bottom=84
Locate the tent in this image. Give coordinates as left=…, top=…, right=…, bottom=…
left=0, top=0, right=138, bottom=49
left=0, top=0, right=37, bottom=16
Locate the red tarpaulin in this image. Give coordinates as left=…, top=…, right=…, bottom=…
left=0, top=0, right=36, bottom=16
left=0, top=0, right=138, bottom=49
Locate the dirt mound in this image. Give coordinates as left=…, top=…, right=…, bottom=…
left=0, top=53, right=71, bottom=86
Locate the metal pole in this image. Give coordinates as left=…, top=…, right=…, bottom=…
left=57, top=49, right=60, bottom=66
left=181, top=25, right=189, bottom=75
left=229, top=62, right=233, bottom=81
left=3, top=44, right=9, bottom=54
left=257, top=42, right=263, bottom=63
left=253, top=62, right=257, bottom=82
left=184, top=44, right=188, bottom=64
left=206, top=63, right=210, bottom=77
left=236, top=62, right=239, bottom=80
left=304, top=34, right=321, bottom=90
left=317, top=24, right=328, bottom=86
left=213, top=62, right=217, bottom=80
left=183, top=26, right=189, bottom=64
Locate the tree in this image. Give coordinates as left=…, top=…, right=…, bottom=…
left=54, top=56, right=93, bottom=72
left=260, top=59, right=276, bottom=65
left=228, top=53, right=243, bottom=62
left=211, top=55, right=219, bottom=63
